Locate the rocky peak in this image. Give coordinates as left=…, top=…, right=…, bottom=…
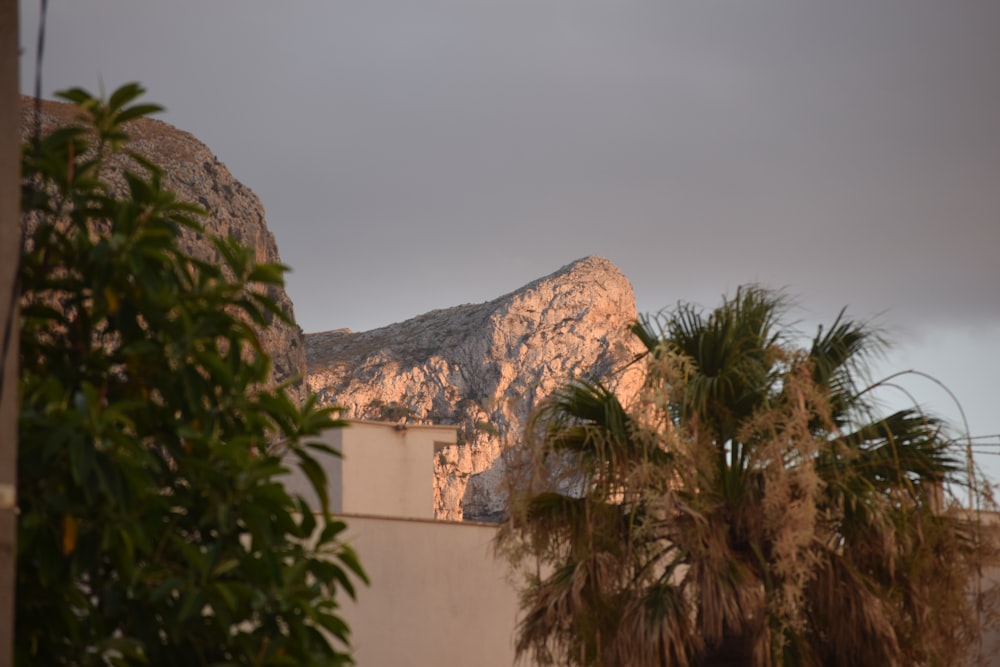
left=306, top=256, right=645, bottom=521
left=19, top=97, right=306, bottom=392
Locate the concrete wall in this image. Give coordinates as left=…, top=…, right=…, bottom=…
left=338, top=422, right=452, bottom=520
left=285, top=421, right=456, bottom=520
left=282, top=422, right=525, bottom=666
left=336, top=511, right=1000, bottom=667
left=337, top=514, right=524, bottom=667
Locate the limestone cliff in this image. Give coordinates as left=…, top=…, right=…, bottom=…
left=19, top=97, right=306, bottom=391
left=306, top=256, right=645, bottom=521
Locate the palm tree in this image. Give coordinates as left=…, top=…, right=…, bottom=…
left=498, top=286, right=992, bottom=667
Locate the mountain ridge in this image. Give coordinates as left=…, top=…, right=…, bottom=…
left=306, top=255, right=644, bottom=520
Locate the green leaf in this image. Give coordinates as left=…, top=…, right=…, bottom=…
left=336, top=547, right=369, bottom=586
left=107, top=82, right=146, bottom=113
left=114, top=103, right=165, bottom=124
left=296, top=452, right=331, bottom=517
left=212, top=559, right=241, bottom=578
left=55, top=86, right=96, bottom=106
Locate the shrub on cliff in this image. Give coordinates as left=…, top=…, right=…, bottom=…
left=17, top=84, right=366, bottom=666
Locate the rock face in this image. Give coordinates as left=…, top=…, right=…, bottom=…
left=306, top=256, right=645, bottom=521
left=20, top=98, right=645, bottom=521
left=19, top=97, right=306, bottom=391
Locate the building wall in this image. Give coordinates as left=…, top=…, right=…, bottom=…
left=336, top=512, right=1000, bottom=667
left=336, top=514, right=526, bottom=667
left=338, top=422, right=451, bottom=520
left=282, top=421, right=525, bottom=666
left=285, top=421, right=456, bottom=520
left=971, top=514, right=1000, bottom=665
left=976, top=565, right=1000, bottom=665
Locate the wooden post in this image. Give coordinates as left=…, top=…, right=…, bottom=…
left=0, top=1, right=19, bottom=665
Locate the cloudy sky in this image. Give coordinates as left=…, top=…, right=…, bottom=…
left=18, top=1, right=1000, bottom=478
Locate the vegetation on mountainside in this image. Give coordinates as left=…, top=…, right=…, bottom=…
left=17, top=84, right=366, bottom=666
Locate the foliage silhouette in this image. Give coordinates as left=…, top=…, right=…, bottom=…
left=17, top=84, right=366, bottom=666
left=499, top=286, right=994, bottom=667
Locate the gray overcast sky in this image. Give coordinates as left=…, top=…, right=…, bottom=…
left=18, top=1, right=1000, bottom=473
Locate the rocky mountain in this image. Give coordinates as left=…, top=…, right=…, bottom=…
left=19, top=97, right=306, bottom=392
left=306, top=256, right=645, bottom=521
left=20, top=98, right=645, bottom=521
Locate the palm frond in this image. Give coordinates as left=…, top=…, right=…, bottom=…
left=837, top=409, right=961, bottom=489
left=499, top=285, right=993, bottom=667
left=808, top=310, right=886, bottom=423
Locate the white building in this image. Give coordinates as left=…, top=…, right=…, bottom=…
left=284, top=420, right=526, bottom=666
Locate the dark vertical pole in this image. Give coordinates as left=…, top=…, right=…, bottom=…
left=0, top=1, right=19, bottom=665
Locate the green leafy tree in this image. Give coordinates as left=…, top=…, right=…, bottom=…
left=17, top=84, right=366, bottom=666
left=498, top=286, right=994, bottom=667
